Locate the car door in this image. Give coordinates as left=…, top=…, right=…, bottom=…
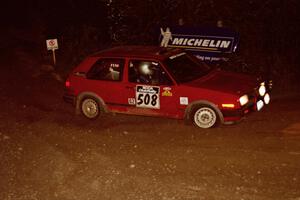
left=122, top=59, right=180, bottom=118
left=85, top=58, right=127, bottom=109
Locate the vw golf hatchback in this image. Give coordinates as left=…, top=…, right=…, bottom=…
left=64, top=46, right=271, bottom=128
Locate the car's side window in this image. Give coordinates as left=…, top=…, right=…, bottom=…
left=87, top=58, right=124, bottom=81
left=128, top=60, right=172, bottom=85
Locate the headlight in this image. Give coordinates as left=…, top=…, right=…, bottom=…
left=258, top=83, right=266, bottom=96
left=239, top=95, right=249, bottom=106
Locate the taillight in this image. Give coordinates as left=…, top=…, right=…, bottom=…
left=65, top=80, right=71, bottom=88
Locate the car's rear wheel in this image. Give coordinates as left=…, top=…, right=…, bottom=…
left=192, top=105, right=219, bottom=128
left=81, top=97, right=100, bottom=119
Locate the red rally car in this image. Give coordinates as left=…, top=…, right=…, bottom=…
left=63, top=46, right=271, bottom=128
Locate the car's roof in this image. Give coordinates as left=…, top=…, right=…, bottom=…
left=90, top=45, right=183, bottom=60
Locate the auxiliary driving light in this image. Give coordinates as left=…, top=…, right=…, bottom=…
left=256, top=100, right=264, bottom=111
left=258, top=83, right=266, bottom=96
left=264, top=93, right=270, bottom=105
left=239, top=95, right=249, bottom=106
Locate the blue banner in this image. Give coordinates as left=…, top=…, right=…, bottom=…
left=159, top=26, right=239, bottom=62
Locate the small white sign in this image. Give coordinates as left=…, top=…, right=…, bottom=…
left=180, top=97, right=189, bottom=105
left=128, top=98, right=136, bottom=105
left=46, top=39, right=58, bottom=50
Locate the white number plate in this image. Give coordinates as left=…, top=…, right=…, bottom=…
left=136, top=85, right=160, bottom=109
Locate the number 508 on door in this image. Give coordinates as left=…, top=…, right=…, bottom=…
left=136, top=85, right=160, bottom=109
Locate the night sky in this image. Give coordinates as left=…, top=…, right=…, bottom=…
left=1, top=0, right=300, bottom=86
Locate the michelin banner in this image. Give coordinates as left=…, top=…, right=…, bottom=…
left=159, top=26, right=239, bottom=62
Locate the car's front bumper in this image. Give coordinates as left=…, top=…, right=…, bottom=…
left=222, top=83, right=272, bottom=122
left=222, top=101, right=256, bottom=122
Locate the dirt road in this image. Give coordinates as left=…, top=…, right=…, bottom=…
left=1, top=49, right=300, bottom=200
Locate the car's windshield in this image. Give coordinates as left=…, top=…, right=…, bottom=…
left=164, top=52, right=212, bottom=83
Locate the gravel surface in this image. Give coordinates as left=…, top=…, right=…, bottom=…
left=1, top=48, right=300, bottom=200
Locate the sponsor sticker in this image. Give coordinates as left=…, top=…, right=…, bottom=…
left=110, top=63, right=120, bottom=68
left=128, top=98, right=136, bottom=105
left=162, top=87, right=173, bottom=97
left=180, top=97, right=188, bottom=105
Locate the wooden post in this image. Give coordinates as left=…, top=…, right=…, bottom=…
left=52, top=49, right=56, bottom=66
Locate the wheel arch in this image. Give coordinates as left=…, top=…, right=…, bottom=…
left=75, top=92, right=108, bottom=115
left=184, top=100, right=224, bottom=125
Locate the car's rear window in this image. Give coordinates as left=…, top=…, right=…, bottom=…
left=86, top=58, right=124, bottom=81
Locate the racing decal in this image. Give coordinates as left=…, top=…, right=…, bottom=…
left=128, top=98, right=136, bottom=105
left=110, top=63, right=119, bottom=68
left=136, top=85, right=160, bottom=109
left=180, top=97, right=189, bottom=105
left=162, top=87, right=173, bottom=97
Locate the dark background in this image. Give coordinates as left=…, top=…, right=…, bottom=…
left=1, top=3, right=300, bottom=199
left=1, top=0, right=299, bottom=92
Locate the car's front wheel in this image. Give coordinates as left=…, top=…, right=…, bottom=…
left=81, top=97, right=100, bottom=119
left=192, top=105, right=219, bottom=128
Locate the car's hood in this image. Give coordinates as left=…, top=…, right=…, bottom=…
left=184, top=69, right=259, bottom=95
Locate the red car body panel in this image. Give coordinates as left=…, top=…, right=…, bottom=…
left=186, top=70, right=258, bottom=95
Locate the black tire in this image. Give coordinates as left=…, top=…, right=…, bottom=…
left=191, top=105, right=220, bottom=128
left=80, top=97, right=100, bottom=119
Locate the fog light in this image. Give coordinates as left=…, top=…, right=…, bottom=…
left=239, top=95, right=249, bottom=106
left=259, top=84, right=266, bottom=96
left=256, top=100, right=264, bottom=111
left=264, top=93, right=270, bottom=105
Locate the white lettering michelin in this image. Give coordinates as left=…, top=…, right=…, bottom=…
left=172, top=37, right=231, bottom=49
